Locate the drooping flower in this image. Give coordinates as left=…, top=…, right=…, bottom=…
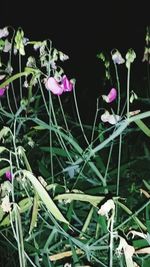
left=45, top=75, right=74, bottom=96
left=111, top=49, right=125, bottom=64
left=3, top=39, right=12, bottom=52
left=61, top=75, right=73, bottom=92
left=59, top=51, right=69, bottom=61
left=0, top=27, right=9, bottom=38
left=0, top=85, right=9, bottom=97
left=45, top=77, right=64, bottom=95
left=98, top=199, right=115, bottom=218
left=142, top=47, right=150, bottom=64
left=1, top=195, right=11, bottom=213
left=5, top=170, right=12, bottom=181
left=125, top=49, right=136, bottom=68
left=101, top=110, right=121, bottom=125
left=0, top=87, right=6, bottom=96
left=102, top=88, right=117, bottom=103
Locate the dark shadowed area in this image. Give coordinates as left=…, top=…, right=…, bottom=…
left=1, top=1, right=150, bottom=122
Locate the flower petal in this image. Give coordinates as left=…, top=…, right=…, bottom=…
left=101, top=110, right=110, bottom=122
left=0, top=88, right=6, bottom=96
left=111, top=49, right=125, bottom=64
left=45, top=77, right=63, bottom=95
left=61, top=75, right=73, bottom=92
left=108, top=114, right=121, bottom=125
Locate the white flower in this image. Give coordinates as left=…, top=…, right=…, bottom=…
left=64, top=263, right=71, bottom=267
left=0, top=27, right=9, bottom=38
left=125, top=49, right=136, bottom=68
left=101, top=110, right=121, bottom=125
left=1, top=195, right=11, bottom=212
left=3, top=39, right=12, bottom=52
left=98, top=199, right=115, bottom=218
left=59, top=51, right=69, bottom=61
left=111, top=49, right=125, bottom=64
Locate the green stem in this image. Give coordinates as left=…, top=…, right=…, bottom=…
left=73, top=84, right=89, bottom=146
left=116, top=134, right=122, bottom=196
left=114, top=63, right=121, bottom=115
left=127, top=64, right=131, bottom=119
left=19, top=53, right=22, bottom=99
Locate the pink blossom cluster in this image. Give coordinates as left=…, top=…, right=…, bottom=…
left=45, top=75, right=73, bottom=96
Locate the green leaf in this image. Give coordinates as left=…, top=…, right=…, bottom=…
left=0, top=146, right=9, bottom=153
left=22, top=170, right=69, bottom=224
left=54, top=193, right=104, bottom=207
left=135, top=119, right=150, bottom=137
left=40, top=146, right=75, bottom=158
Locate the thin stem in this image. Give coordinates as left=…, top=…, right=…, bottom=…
left=19, top=53, right=23, bottom=99
left=104, top=141, right=114, bottom=182
left=58, top=95, right=69, bottom=132
left=116, top=134, right=122, bottom=196
left=109, top=212, right=115, bottom=267
left=147, top=61, right=150, bottom=97
left=127, top=64, right=131, bottom=119
left=73, top=84, right=89, bottom=146
left=114, top=63, right=121, bottom=115
left=6, top=87, right=14, bottom=115
left=11, top=82, right=18, bottom=110
left=48, top=91, right=54, bottom=183
left=91, top=98, right=99, bottom=143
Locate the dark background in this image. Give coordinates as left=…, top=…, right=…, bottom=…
left=1, top=1, right=150, bottom=122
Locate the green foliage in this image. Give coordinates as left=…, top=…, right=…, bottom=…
left=0, top=25, right=150, bottom=267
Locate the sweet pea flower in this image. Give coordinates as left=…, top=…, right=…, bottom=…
left=111, top=49, right=125, bottom=64
left=1, top=195, right=11, bottom=213
left=61, top=75, right=73, bottom=92
left=102, top=88, right=117, bottom=103
left=98, top=199, right=115, bottom=219
left=101, top=110, right=121, bottom=125
left=0, top=85, right=9, bottom=97
left=0, top=27, right=9, bottom=38
left=0, top=87, right=6, bottom=96
left=45, top=77, right=64, bottom=95
left=5, top=170, right=12, bottom=181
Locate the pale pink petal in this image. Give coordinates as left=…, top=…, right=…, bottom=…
left=111, top=49, right=125, bottom=64
left=0, top=27, right=9, bottom=38
left=108, top=114, right=121, bottom=125
left=101, top=110, right=110, bottom=122
left=45, top=77, right=63, bottom=95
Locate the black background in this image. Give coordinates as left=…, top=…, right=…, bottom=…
left=1, top=1, right=150, bottom=122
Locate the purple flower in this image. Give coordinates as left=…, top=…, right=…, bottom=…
left=5, top=171, right=12, bottom=181
left=0, top=87, right=6, bottom=96
left=102, top=88, right=117, bottom=103
left=0, top=85, right=9, bottom=97
left=60, top=75, right=73, bottom=92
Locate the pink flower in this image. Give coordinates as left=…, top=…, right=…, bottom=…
left=45, top=75, right=73, bottom=95
left=0, top=85, right=9, bottom=97
left=61, top=75, right=73, bottom=92
left=0, top=87, right=6, bottom=96
left=5, top=171, right=12, bottom=181
left=45, top=77, right=64, bottom=95
left=102, top=88, right=117, bottom=103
